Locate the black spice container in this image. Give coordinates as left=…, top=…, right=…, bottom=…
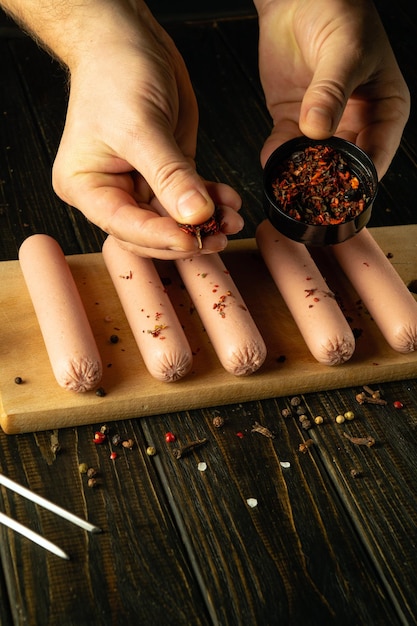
left=263, top=136, right=378, bottom=246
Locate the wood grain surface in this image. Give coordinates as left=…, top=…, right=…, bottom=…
left=1, top=3, right=417, bottom=625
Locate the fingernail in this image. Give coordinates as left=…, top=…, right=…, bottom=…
left=178, top=190, right=210, bottom=220
left=305, top=107, right=333, bottom=134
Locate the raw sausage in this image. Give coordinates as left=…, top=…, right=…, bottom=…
left=331, top=227, right=417, bottom=352
left=175, top=253, right=267, bottom=376
left=102, top=236, right=193, bottom=382
left=19, top=234, right=102, bottom=391
left=256, top=219, right=355, bottom=365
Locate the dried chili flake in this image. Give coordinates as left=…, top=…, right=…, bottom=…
left=213, top=291, right=233, bottom=318
left=147, top=324, right=167, bottom=338
left=272, top=145, right=369, bottom=225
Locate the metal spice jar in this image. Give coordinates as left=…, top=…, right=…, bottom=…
left=263, top=136, right=378, bottom=246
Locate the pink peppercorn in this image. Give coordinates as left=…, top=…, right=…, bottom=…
left=236, top=432, right=244, bottom=439
left=93, top=432, right=106, bottom=445
left=165, top=432, right=176, bottom=443
left=110, top=452, right=117, bottom=460
left=393, top=400, right=404, bottom=409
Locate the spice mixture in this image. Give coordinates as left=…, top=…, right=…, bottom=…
left=271, top=145, right=369, bottom=225
left=178, top=207, right=221, bottom=248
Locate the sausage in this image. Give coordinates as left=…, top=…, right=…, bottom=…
left=102, top=236, right=193, bottom=382
left=331, top=227, right=417, bottom=352
left=174, top=253, right=267, bottom=376
left=18, top=234, right=102, bottom=391
left=256, top=219, right=355, bottom=365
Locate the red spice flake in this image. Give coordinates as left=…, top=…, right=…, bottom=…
left=305, top=288, right=317, bottom=298
left=155, top=311, right=163, bottom=321
left=147, top=324, right=167, bottom=338
left=306, top=276, right=312, bottom=281
left=213, top=291, right=233, bottom=318
left=313, top=297, right=320, bottom=302
left=272, top=145, right=369, bottom=225
left=177, top=207, right=222, bottom=249
left=363, top=262, right=370, bottom=267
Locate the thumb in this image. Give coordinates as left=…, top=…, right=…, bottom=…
left=128, top=132, right=215, bottom=225
left=299, top=56, right=357, bottom=139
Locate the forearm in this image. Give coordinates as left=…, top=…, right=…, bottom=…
left=0, top=0, right=151, bottom=69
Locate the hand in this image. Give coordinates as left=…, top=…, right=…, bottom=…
left=254, top=0, right=410, bottom=179
left=52, top=5, right=243, bottom=259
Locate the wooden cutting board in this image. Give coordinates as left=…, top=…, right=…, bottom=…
left=1, top=225, right=417, bottom=434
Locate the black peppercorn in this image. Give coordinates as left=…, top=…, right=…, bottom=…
left=110, top=334, right=119, bottom=344
left=95, top=387, right=106, bottom=397
left=14, top=377, right=23, bottom=385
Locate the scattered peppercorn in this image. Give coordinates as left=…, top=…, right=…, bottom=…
left=14, top=376, right=23, bottom=385
left=100, top=424, right=110, bottom=435
left=344, top=411, right=355, bottom=421
left=95, top=387, right=106, bottom=397
left=314, top=416, right=324, bottom=425
left=86, top=467, right=97, bottom=478
left=165, top=432, right=176, bottom=443
left=112, top=433, right=122, bottom=446
left=146, top=446, right=157, bottom=456
left=393, top=400, right=404, bottom=409
left=212, top=415, right=225, bottom=428
left=299, top=439, right=314, bottom=453
left=298, top=414, right=308, bottom=422
left=281, top=408, right=292, bottom=418
left=93, top=431, right=106, bottom=444
left=110, top=452, right=118, bottom=460
left=290, top=396, right=301, bottom=407
left=78, top=463, right=89, bottom=474
left=336, top=414, right=345, bottom=424
left=87, top=478, right=98, bottom=488
left=122, top=439, right=135, bottom=449
left=110, top=334, right=119, bottom=344
left=236, top=432, right=244, bottom=439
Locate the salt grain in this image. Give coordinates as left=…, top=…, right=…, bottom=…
left=246, top=498, right=258, bottom=508
left=280, top=461, right=291, bottom=469
left=198, top=462, right=207, bottom=472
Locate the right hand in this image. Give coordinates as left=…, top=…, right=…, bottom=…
left=52, top=6, right=243, bottom=259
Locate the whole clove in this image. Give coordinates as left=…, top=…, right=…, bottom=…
left=343, top=432, right=375, bottom=447
left=251, top=422, right=275, bottom=439
left=355, top=392, right=387, bottom=406
left=172, top=438, right=208, bottom=459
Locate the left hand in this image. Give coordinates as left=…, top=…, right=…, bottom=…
left=254, top=0, right=410, bottom=179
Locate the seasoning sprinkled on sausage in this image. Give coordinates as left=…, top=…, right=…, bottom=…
left=102, top=236, right=193, bottom=382
left=256, top=220, right=355, bottom=365
left=175, top=253, right=266, bottom=376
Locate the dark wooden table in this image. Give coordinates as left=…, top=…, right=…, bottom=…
left=1, top=3, right=417, bottom=625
